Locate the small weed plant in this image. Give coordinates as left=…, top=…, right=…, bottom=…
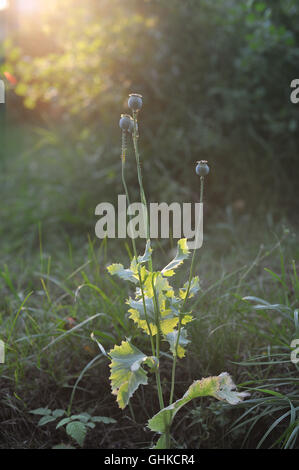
left=30, top=408, right=116, bottom=448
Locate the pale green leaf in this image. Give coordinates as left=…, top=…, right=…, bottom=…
left=165, top=297, right=193, bottom=325
left=86, top=422, right=95, bottom=429
left=69, top=413, right=90, bottom=423
left=128, top=295, right=179, bottom=336
left=166, top=327, right=190, bottom=358
left=179, top=276, right=200, bottom=300
left=148, top=373, right=249, bottom=434
left=52, top=409, right=65, bottom=418
left=38, top=415, right=57, bottom=426
left=128, top=296, right=156, bottom=334
left=213, top=372, right=250, bottom=405
left=128, top=272, right=181, bottom=336
left=91, top=332, right=108, bottom=356
left=30, top=408, right=52, bottom=416
left=109, top=340, right=155, bottom=409
left=137, top=240, right=152, bottom=264
left=161, top=239, right=190, bottom=276
left=66, top=421, right=87, bottom=447
left=153, top=435, right=167, bottom=449
left=107, top=263, right=138, bottom=284
left=143, top=272, right=174, bottom=299
left=56, top=417, right=72, bottom=429
left=91, top=416, right=117, bottom=424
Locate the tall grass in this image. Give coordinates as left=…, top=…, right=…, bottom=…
left=0, top=124, right=298, bottom=448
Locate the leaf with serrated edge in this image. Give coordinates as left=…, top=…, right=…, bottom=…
left=143, top=272, right=174, bottom=299
left=108, top=242, right=151, bottom=285
left=128, top=272, right=185, bottom=336
left=148, top=373, right=249, bottom=434
left=107, top=263, right=138, bottom=284
left=66, top=421, right=87, bottom=447
left=137, top=240, right=152, bottom=264
left=109, top=340, right=156, bottom=409
left=161, top=239, right=190, bottom=276
left=179, top=276, right=200, bottom=300
left=214, top=372, right=250, bottom=405
left=128, top=296, right=156, bottom=334
left=128, top=295, right=180, bottom=336
left=166, top=328, right=190, bottom=358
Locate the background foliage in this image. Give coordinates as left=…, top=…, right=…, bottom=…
left=3, top=0, right=299, bottom=212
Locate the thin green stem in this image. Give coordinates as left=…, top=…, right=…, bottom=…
left=169, top=175, right=205, bottom=406
left=151, top=272, right=165, bottom=409
left=121, top=132, right=155, bottom=356
left=130, top=114, right=167, bottom=412
left=132, top=112, right=148, bottom=211
left=130, top=117, right=166, bottom=412
left=132, top=111, right=153, bottom=272
left=139, top=277, right=155, bottom=357
left=165, top=429, right=171, bottom=449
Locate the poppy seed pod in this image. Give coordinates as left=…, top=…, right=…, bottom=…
left=119, top=114, right=133, bottom=132
left=128, top=93, right=143, bottom=111
left=196, top=160, right=210, bottom=176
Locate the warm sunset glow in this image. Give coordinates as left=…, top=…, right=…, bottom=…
left=0, top=0, right=8, bottom=11
left=17, top=0, right=38, bottom=12
left=17, top=0, right=59, bottom=14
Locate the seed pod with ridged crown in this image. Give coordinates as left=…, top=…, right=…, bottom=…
left=119, top=114, right=133, bottom=132
left=128, top=93, right=143, bottom=111
left=195, top=160, right=210, bottom=177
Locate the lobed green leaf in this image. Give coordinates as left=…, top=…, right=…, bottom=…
left=107, top=263, right=138, bottom=284
left=161, top=239, right=190, bottom=277
left=179, top=276, right=200, bottom=300
left=166, top=328, right=190, bottom=358
left=148, top=373, right=249, bottom=434
left=109, top=340, right=156, bottom=409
